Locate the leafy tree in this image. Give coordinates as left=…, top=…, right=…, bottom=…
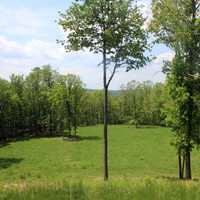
left=49, top=74, right=85, bottom=137
left=24, top=66, right=55, bottom=136
left=150, top=0, right=200, bottom=179
left=58, top=0, right=150, bottom=180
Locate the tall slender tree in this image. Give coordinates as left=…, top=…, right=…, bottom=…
left=58, top=0, right=150, bottom=180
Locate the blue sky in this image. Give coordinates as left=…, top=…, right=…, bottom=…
left=0, top=0, right=173, bottom=89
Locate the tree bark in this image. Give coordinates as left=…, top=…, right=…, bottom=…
left=103, top=47, right=109, bottom=181
left=178, top=154, right=183, bottom=179
left=178, top=154, right=185, bottom=179
left=74, top=109, right=77, bottom=136
left=66, top=101, right=72, bottom=136
left=185, top=149, right=192, bottom=179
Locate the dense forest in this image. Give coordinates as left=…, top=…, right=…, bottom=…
left=0, top=65, right=168, bottom=140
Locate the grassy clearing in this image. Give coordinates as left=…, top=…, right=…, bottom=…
left=1, top=179, right=200, bottom=200
left=0, top=125, right=200, bottom=184
left=1, top=125, right=200, bottom=199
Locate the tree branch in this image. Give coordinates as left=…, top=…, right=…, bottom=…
left=196, top=3, right=200, bottom=12
left=106, top=64, right=118, bottom=88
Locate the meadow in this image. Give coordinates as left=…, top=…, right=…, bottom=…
left=1, top=125, right=200, bottom=199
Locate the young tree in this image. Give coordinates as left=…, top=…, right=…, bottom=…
left=50, top=74, right=85, bottom=136
left=150, top=0, right=200, bottom=179
left=61, top=74, right=84, bottom=136
left=24, top=65, right=57, bottom=136
left=58, top=0, right=150, bottom=180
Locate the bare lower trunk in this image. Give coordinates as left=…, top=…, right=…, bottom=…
left=178, top=154, right=185, bottom=179
left=103, top=46, right=109, bottom=181
left=185, top=150, right=192, bottom=179
left=104, top=86, right=108, bottom=180
left=178, top=154, right=183, bottom=179
left=66, top=101, right=72, bottom=136
left=74, top=115, right=77, bottom=136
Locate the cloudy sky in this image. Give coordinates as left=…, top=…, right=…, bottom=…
left=0, top=0, right=174, bottom=89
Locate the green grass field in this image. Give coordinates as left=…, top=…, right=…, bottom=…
left=1, top=125, right=200, bottom=199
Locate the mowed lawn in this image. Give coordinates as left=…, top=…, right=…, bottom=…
left=1, top=125, right=200, bottom=184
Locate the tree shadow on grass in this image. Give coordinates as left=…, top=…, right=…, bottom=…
left=0, top=142, right=10, bottom=148
left=9, top=136, right=30, bottom=143
left=63, top=135, right=101, bottom=142
left=128, top=125, right=161, bottom=129
left=80, top=136, right=101, bottom=141
left=0, top=137, right=30, bottom=147
left=0, top=158, right=23, bottom=170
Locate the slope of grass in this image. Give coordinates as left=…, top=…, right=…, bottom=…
left=0, top=125, right=200, bottom=186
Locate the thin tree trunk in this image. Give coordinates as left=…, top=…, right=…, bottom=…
left=66, top=102, right=72, bottom=136
left=50, top=112, right=53, bottom=136
left=185, top=149, right=192, bottom=179
left=178, top=154, right=183, bottom=179
left=103, top=47, right=109, bottom=181
left=68, top=119, right=71, bottom=136
left=74, top=110, right=77, bottom=136
left=181, top=155, right=185, bottom=178
left=178, top=154, right=185, bottom=179
left=185, top=91, right=193, bottom=180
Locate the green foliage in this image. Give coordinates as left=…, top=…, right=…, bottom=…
left=58, top=0, right=150, bottom=89
left=49, top=74, right=85, bottom=136
left=0, top=65, right=85, bottom=139
left=150, top=0, right=200, bottom=179
left=0, top=67, right=170, bottom=140
left=120, top=80, right=167, bottom=126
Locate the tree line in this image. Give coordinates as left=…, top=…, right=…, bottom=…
left=0, top=65, right=169, bottom=140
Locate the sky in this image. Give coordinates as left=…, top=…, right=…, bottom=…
left=0, top=0, right=174, bottom=89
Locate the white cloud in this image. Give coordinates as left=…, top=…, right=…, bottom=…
left=0, top=36, right=66, bottom=79
left=0, top=35, right=169, bottom=89
left=0, top=5, right=44, bottom=37
left=154, top=52, right=175, bottom=64
left=0, top=36, right=65, bottom=60
left=0, top=36, right=102, bottom=87
left=137, top=0, right=152, bottom=29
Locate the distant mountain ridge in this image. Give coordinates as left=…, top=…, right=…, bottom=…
left=87, top=89, right=121, bottom=96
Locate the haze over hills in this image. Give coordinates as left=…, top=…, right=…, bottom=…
left=87, top=89, right=121, bottom=96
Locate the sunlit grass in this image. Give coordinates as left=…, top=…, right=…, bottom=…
left=1, top=178, right=200, bottom=200
left=1, top=125, right=200, bottom=199
left=1, top=125, right=200, bottom=185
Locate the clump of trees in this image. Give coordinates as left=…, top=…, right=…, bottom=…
left=0, top=65, right=85, bottom=140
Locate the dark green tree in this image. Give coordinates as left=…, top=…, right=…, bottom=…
left=150, top=0, right=200, bottom=179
